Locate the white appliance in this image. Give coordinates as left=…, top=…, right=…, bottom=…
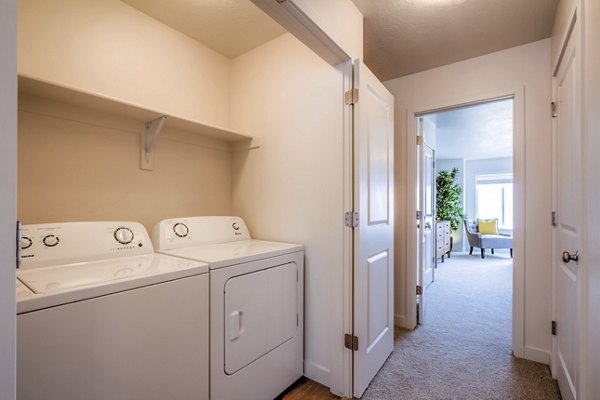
left=152, top=216, right=304, bottom=400
left=16, top=221, right=209, bottom=400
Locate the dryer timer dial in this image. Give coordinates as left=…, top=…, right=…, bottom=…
left=173, top=223, right=189, bottom=238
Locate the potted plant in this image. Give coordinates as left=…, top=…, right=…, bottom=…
left=436, top=167, right=466, bottom=241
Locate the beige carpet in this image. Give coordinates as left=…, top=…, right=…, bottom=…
left=362, top=251, right=561, bottom=400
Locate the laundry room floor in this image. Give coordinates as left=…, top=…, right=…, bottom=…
left=281, top=378, right=339, bottom=399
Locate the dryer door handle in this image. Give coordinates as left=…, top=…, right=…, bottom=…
left=230, top=310, right=242, bottom=341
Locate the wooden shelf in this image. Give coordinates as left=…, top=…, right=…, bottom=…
left=18, top=75, right=252, bottom=143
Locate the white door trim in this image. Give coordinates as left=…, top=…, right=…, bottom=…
left=328, top=59, right=354, bottom=398
left=405, top=87, right=527, bottom=359
left=0, top=1, right=17, bottom=399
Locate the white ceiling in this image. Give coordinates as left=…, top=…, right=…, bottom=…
left=425, top=98, right=513, bottom=160
left=121, top=0, right=286, bottom=58
left=351, top=0, right=559, bottom=81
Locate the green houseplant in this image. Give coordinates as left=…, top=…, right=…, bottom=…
left=436, top=167, right=466, bottom=232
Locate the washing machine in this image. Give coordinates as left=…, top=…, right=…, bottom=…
left=16, top=221, right=210, bottom=400
left=152, top=216, right=304, bottom=400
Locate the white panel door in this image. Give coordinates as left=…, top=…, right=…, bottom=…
left=353, top=60, right=394, bottom=398
left=553, top=18, right=581, bottom=400
left=417, top=135, right=435, bottom=323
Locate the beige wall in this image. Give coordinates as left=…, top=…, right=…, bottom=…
left=18, top=94, right=232, bottom=232
left=18, top=0, right=231, bottom=129
left=230, top=33, right=346, bottom=391
left=293, top=0, right=363, bottom=60
left=0, top=1, right=17, bottom=398
left=385, top=39, right=553, bottom=363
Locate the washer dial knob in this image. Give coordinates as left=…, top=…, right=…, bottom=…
left=114, top=227, right=134, bottom=245
left=21, top=236, right=32, bottom=249
left=43, top=234, right=60, bottom=247
left=173, top=223, right=189, bottom=238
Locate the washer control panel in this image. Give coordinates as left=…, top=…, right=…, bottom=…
left=20, top=221, right=153, bottom=269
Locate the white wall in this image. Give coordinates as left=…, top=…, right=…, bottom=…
left=230, top=33, right=346, bottom=391
left=385, top=39, right=552, bottom=363
left=0, top=1, right=17, bottom=399
left=436, top=158, right=465, bottom=251
left=583, top=0, right=600, bottom=397
left=19, top=0, right=231, bottom=128
left=464, top=157, right=513, bottom=226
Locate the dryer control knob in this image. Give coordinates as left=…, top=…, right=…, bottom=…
left=21, top=236, right=32, bottom=249
left=173, top=223, right=189, bottom=238
left=114, top=227, right=134, bottom=245
left=43, top=234, right=60, bottom=247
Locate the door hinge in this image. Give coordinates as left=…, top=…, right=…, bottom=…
left=416, top=135, right=424, bottom=145
left=551, top=101, right=558, bottom=118
left=552, top=320, right=557, bottom=336
left=416, top=210, right=423, bottom=220
left=344, top=211, right=359, bottom=228
left=344, top=333, right=359, bottom=351
left=416, top=285, right=423, bottom=295
left=551, top=211, right=558, bottom=227
left=16, top=220, right=22, bottom=269
left=344, top=88, right=359, bottom=105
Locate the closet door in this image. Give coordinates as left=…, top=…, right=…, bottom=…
left=353, top=59, right=394, bottom=398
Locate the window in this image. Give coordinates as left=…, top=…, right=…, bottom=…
left=476, top=173, right=513, bottom=230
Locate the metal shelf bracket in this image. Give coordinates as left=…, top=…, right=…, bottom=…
left=141, top=115, right=167, bottom=170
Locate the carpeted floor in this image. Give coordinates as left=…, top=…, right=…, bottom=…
left=362, top=251, right=562, bottom=400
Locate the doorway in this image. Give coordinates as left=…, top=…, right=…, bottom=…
left=412, top=94, right=523, bottom=355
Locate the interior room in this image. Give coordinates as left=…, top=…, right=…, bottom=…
left=1, top=1, right=600, bottom=400
left=429, top=98, right=514, bottom=257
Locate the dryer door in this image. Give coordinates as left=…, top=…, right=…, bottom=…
left=224, top=262, right=298, bottom=375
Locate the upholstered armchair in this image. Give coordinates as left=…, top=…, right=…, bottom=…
left=463, top=219, right=513, bottom=259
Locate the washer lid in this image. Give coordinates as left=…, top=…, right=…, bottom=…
left=160, top=240, right=303, bottom=269
left=16, top=278, right=35, bottom=301
left=16, top=254, right=208, bottom=313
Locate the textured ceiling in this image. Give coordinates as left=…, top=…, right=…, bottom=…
left=352, top=0, right=559, bottom=81
left=426, top=98, right=513, bottom=161
left=121, top=0, right=286, bottom=58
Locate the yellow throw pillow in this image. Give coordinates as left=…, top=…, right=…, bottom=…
left=477, top=218, right=499, bottom=235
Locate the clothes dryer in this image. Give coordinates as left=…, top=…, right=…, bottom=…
left=17, top=221, right=209, bottom=400
left=152, top=216, right=304, bottom=400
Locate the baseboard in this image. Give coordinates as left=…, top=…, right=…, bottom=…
left=521, top=345, right=551, bottom=365
left=394, top=314, right=407, bottom=328
left=304, top=360, right=330, bottom=387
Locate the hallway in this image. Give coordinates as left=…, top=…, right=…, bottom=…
left=362, top=252, right=561, bottom=400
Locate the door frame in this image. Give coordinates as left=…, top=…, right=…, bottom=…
left=406, top=87, right=526, bottom=357
left=417, top=132, right=436, bottom=323
left=0, top=1, right=18, bottom=399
